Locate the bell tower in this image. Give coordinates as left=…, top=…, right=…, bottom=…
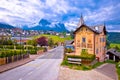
left=78, top=14, right=84, bottom=27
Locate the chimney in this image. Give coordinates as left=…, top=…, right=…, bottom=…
left=95, top=26, right=98, bottom=31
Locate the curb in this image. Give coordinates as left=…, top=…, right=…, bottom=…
left=0, top=58, right=34, bottom=73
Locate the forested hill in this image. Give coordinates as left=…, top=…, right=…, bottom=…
left=107, top=32, right=120, bottom=44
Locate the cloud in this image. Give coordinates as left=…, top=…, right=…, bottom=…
left=65, top=22, right=77, bottom=31
left=0, top=0, right=73, bottom=27
left=0, top=0, right=120, bottom=31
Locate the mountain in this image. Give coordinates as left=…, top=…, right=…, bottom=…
left=0, top=22, right=15, bottom=29
left=107, top=32, right=120, bottom=44
left=24, top=19, right=69, bottom=32
left=22, top=25, right=29, bottom=30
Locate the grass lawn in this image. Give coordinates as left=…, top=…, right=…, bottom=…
left=116, top=62, right=120, bottom=80
left=110, top=43, right=120, bottom=48
left=110, top=43, right=120, bottom=52
left=31, top=34, right=72, bottom=43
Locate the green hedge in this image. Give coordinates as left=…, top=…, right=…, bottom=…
left=64, top=48, right=73, bottom=53
left=66, top=54, right=95, bottom=61
left=0, top=50, right=28, bottom=58
left=29, top=50, right=37, bottom=54
left=37, top=47, right=44, bottom=50
left=16, top=45, right=24, bottom=49
left=0, top=45, right=24, bottom=49
left=0, top=45, right=14, bottom=49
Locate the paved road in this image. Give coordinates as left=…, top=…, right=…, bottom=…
left=59, top=63, right=118, bottom=80
left=0, top=46, right=64, bottom=80
left=95, top=63, right=118, bottom=80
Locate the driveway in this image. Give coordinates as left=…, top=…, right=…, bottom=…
left=95, top=63, right=118, bottom=80
left=0, top=46, right=64, bottom=80
left=58, top=63, right=118, bottom=80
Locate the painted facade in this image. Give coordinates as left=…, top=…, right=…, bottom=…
left=73, top=16, right=107, bottom=61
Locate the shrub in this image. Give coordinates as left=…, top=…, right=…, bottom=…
left=65, top=48, right=73, bottom=53
left=0, top=52, right=6, bottom=58
left=27, top=46, right=34, bottom=49
left=66, top=54, right=95, bottom=61
left=38, top=47, right=43, bottom=50
left=16, top=45, right=24, bottom=49
left=14, top=50, right=18, bottom=55
left=0, top=50, right=28, bottom=58
left=29, top=50, right=37, bottom=54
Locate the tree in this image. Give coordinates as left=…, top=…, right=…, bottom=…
left=114, top=46, right=119, bottom=50
left=70, top=30, right=74, bottom=39
left=7, top=39, right=13, bottom=45
left=62, top=32, right=66, bottom=37
left=27, top=39, right=37, bottom=46
left=37, top=36, right=48, bottom=46
left=48, top=38, right=54, bottom=47
left=106, top=39, right=110, bottom=49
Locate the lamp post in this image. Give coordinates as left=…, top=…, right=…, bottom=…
left=19, top=32, right=22, bottom=56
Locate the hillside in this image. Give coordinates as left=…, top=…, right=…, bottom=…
left=0, top=22, right=14, bottom=29
left=108, top=32, right=120, bottom=44
left=32, top=34, right=72, bottom=43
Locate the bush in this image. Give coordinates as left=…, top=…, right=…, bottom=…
left=29, top=50, right=37, bottom=54
left=37, top=47, right=44, bottom=50
left=116, top=62, right=120, bottom=80
left=0, top=50, right=28, bottom=58
left=5, top=45, right=14, bottom=49
left=65, top=48, right=73, bottom=53
left=66, top=54, right=95, bottom=61
left=16, top=45, right=24, bottom=49
left=0, top=52, right=6, bottom=58
left=27, top=46, right=34, bottom=49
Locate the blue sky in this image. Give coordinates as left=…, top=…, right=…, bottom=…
left=0, top=0, right=120, bottom=32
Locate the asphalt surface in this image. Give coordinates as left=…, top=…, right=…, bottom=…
left=0, top=46, right=64, bottom=80
left=95, top=63, right=118, bottom=80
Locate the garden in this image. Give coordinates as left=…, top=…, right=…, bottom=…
left=0, top=35, right=55, bottom=66
left=0, top=44, right=45, bottom=65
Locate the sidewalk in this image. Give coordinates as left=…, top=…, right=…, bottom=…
left=0, top=55, right=40, bottom=73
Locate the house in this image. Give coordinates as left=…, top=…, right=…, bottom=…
left=0, top=33, right=11, bottom=40
left=106, top=49, right=120, bottom=62
left=73, top=15, right=107, bottom=62
left=65, top=40, right=74, bottom=50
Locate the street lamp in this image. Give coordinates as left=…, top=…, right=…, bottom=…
left=19, top=32, right=22, bottom=55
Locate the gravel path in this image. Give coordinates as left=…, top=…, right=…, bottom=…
left=58, top=63, right=117, bottom=80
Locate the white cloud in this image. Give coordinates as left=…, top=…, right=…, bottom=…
left=0, top=0, right=46, bottom=26
left=84, top=6, right=114, bottom=23
left=107, top=25, right=114, bottom=29
left=65, top=20, right=78, bottom=31
left=0, top=0, right=72, bottom=27
left=0, top=0, right=120, bottom=31
left=108, top=30, right=120, bottom=32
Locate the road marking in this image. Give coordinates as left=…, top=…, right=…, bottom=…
left=19, top=78, right=22, bottom=80
left=27, top=71, right=33, bottom=75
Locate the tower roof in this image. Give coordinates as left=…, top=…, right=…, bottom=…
left=77, top=14, right=84, bottom=27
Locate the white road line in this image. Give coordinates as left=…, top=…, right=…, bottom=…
left=19, top=78, right=22, bottom=80
left=27, top=71, right=33, bottom=75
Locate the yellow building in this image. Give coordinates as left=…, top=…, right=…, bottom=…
left=73, top=15, right=107, bottom=61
